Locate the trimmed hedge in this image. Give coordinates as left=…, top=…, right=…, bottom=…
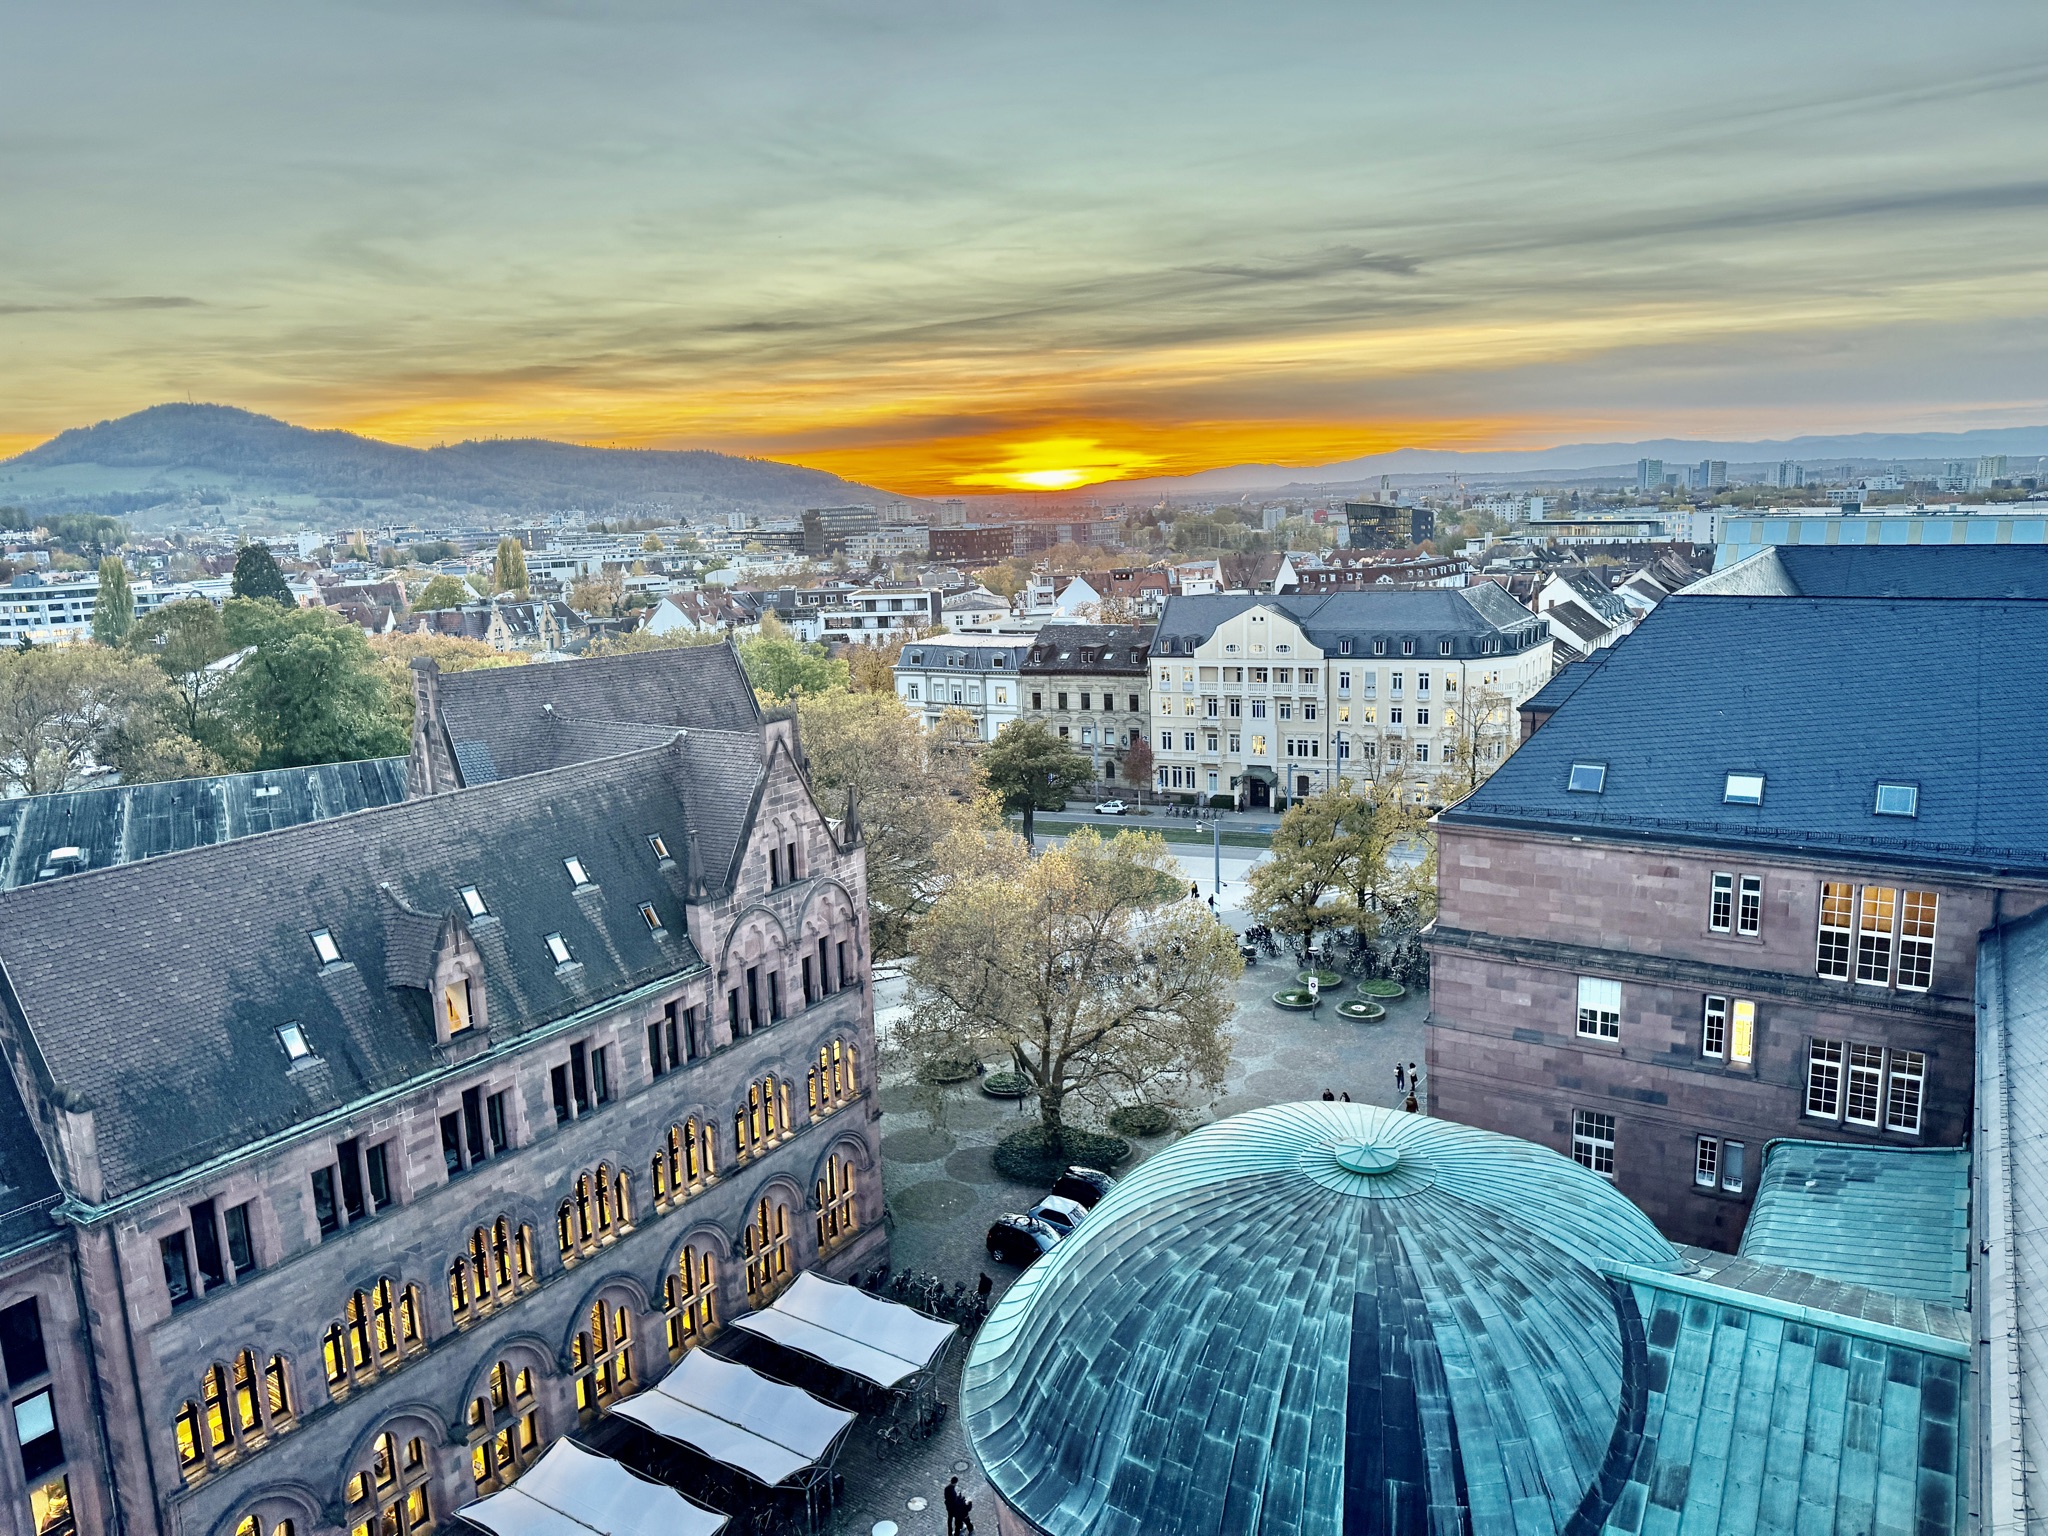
left=993, top=1124, right=1132, bottom=1185
left=1357, top=978, right=1407, bottom=998
left=916, top=1054, right=979, bottom=1085
left=1273, top=989, right=1316, bottom=1010
left=981, top=1071, right=1033, bottom=1099
left=1107, top=1104, right=1174, bottom=1137
left=1296, top=968, right=1343, bottom=987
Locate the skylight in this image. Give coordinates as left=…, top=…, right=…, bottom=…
left=648, top=833, right=670, bottom=861
left=544, top=933, right=572, bottom=966
left=1874, top=783, right=1919, bottom=818
left=310, top=929, right=341, bottom=965
left=1723, top=773, right=1765, bottom=806
left=639, top=903, right=665, bottom=933
left=459, top=885, right=488, bottom=918
left=277, top=1022, right=312, bottom=1061
left=564, top=857, right=590, bottom=887
left=1567, top=763, right=1607, bottom=794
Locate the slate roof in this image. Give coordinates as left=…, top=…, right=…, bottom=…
left=1549, top=567, right=1635, bottom=627
left=1151, top=586, right=1547, bottom=660
left=965, top=1102, right=1971, bottom=1536
left=431, top=643, right=763, bottom=789
left=1545, top=597, right=1614, bottom=646
left=0, top=1060, right=60, bottom=1257
left=1519, top=652, right=1610, bottom=719
left=0, top=742, right=707, bottom=1201
left=1773, top=544, right=2048, bottom=599
left=1735, top=1142, right=1971, bottom=1306
left=0, top=758, right=409, bottom=889
left=1019, top=624, right=1154, bottom=675
left=1439, top=596, right=2048, bottom=878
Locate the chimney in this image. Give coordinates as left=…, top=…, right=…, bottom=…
left=407, top=657, right=459, bottom=797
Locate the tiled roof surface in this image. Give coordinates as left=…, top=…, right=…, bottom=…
left=1441, top=596, right=2048, bottom=876
left=1153, top=586, right=1547, bottom=656
left=965, top=1102, right=1970, bottom=1536
left=0, top=757, right=409, bottom=889
left=1673, top=1248, right=1969, bottom=1346
left=1019, top=624, right=1154, bottom=675
left=0, top=743, right=705, bottom=1199
left=1775, top=543, right=2048, bottom=599
left=0, top=1064, right=60, bottom=1257
left=1736, top=1142, right=1971, bottom=1306
left=1520, top=652, right=1610, bottom=717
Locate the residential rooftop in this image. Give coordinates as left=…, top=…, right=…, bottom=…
left=1150, top=586, right=1548, bottom=658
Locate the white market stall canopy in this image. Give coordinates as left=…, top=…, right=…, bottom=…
left=458, top=1439, right=727, bottom=1536
left=728, top=1272, right=957, bottom=1389
left=610, top=1349, right=856, bottom=1486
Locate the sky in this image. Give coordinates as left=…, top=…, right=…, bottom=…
left=4, top=1, right=2048, bottom=495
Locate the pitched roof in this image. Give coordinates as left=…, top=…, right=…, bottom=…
left=432, top=644, right=761, bottom=788
left=1687, top=543, right=2048, bottom=599
left=1019, top=624, right=1154, bottom=674
left=1736, top=1141, right=1970, bottom=1306
left=0, top=1064, right=60, bottom=1257
left=1153, top=586, right=1546, bottom=657
left=1441, top=596, right=2048, bottom=877
left=1518, top=651, right=1609, bottom=718
left=0, top=743, right=706, bottom=1200
left=1544, top=597, right=1613, bottom=645
left=0, top=758, right=410, bottom=890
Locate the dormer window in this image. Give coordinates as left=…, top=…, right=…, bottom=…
left=445, top=980, right=474, bottom=1035
left=1874, top=783, right=1919, bottom=817
left=544, top=933, right=573, bottom=966
left=564, top=857, right=590, bottom=887
left=1372, top=639, right=1386, bottom=656
left=1723, top=773, right=1765, bottom=806
left=639, top=903, right=665, bottom=934
left=1567, top=763, right=1607, bottom=794
left=459, top=886, right=488, bottom=919
left=1339, top=639, right=1353, bottom=654
left=278, top=1022, right=313, bottom=1061
left=310, top=929, right=341, bottom=965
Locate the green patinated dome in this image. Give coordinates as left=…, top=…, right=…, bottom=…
left=963, top=1102, right=1682, bottom=1536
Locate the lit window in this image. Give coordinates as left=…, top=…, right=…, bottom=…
left=1729, top=1000, right=1755, bottom=1066
left=310, top=929, right=341, bottom=965
left=1567, top=763, right=1606, bottom=794
left=1575, top=976, right=1621, bottom=1040
left=1571, top=1110, right=1615, bottom=1177
left=1856, top=886, right=1897, bottom=984
left=1898, top=890, right=1937, bottom=991
left=1817, top=881, right=1854, bottom=978
left=648, top=833, right=670, bottom=860
left=564, top=857, right=590, bottom=887
left=1723, top=772, right=1765, bottom=805
left=639, top=903, right=664, bottom=934
left=459, top=886, right=488, bottom=918
left=278, top=1023, right=313, bottom=1062
left=545, top=933, right=572, bottom=966
left=1874, top=782, right=1918, bottom=817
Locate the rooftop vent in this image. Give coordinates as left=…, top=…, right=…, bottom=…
left=1723, top=773, right=1765, bottom=806
left=1567, top=763, right=1607, bottom=794
left=1873, top=783, right=1919, bottom=818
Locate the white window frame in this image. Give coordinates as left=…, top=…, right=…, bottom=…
left=1571, top=1110, right=1615, bottom=1178
left=1701, top=995, right=1726, bottom=1059
left=1845, top=1042, right=1884, bottom=1127
left=1806, top=1038, right=1843, bottom=1119
left=1886, top=1052, right=1926, bottom=1133
left=1575, top=976, right=1621, bottom=1040
left=1709, top=872, right=1732, bottom=932
left=1694, top=1135, right=1719, bottom=1187
left=460, top=886, right=489, bottom=919
left=1737, top=875, right=1762, bottom=936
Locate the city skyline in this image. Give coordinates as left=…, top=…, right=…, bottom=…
left=5, top=1, right=2048, bottom=494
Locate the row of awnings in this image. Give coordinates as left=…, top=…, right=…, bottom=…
left=459, top=1274, right=957, bottom=1536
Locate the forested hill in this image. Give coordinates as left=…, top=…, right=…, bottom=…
left=0, top=403, right=896, bottom=519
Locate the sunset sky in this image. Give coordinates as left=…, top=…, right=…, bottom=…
left=4, top=1, right=2048, bottom=494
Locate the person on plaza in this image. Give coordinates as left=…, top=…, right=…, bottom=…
left=976, top=1271, right=993, bottom=1299
left=1322, top=1089, right=1335, bottom=1101
left=1395, top=1063, right=1406, bottom=1090
left=1190, top=881, right=1200, bottom=900
left=1207, top=893, right=1216, bottom=911
left=946, top=1478, right=967, bottom=1536
left=1403, top=1091, right=1420, bottom=1114
left=1340, top=1091, right=1350, bottom=1102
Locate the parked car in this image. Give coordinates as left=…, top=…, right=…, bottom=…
left=986, top=1214, right=1063, bottom=1266
left=1093, top=799, right=1128, bottom=816
left=1027, top=1194, right=1090, bottom=1237
left=1049, top=1166, right=1116, bottom=1210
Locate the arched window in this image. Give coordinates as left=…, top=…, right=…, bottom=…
left=816, top=1153, right=859, bottom=1253
left=467, top=1359, right=540, bottom=1492
left=571, top=1297, right=634, bottom=1417
left=652, top=1118, right=717, bottom=1209
left=321, top=1279, right=425, bottom=1396
left=344, top=1430, right=432, bottom=1536
left=173, top=1350, right=296, bottom=1481
left=234, top=1520, right=296, bottom=1536
left=559, top=1166, right=634, bottom=1265
left=808, top=1040, right=859, bottom=1118
left=453, top=1218, right=535, bottom=1325
left=734, top=1077, right=791, bottom=1161
left=743, top=1196, right=792, bottom=1301
left=663, top=1244, right=718, bottom=1358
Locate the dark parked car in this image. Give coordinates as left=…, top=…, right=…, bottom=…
left=986, top=1214, right=1062, bottom=1266
left=1050, top=1166, right=1116, bottom=1210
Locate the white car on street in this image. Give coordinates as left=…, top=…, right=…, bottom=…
left=1094, top=800, right=1128, bottom=816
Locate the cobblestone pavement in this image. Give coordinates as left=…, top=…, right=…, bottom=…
left=815, top=916, right=1429, bottom=1536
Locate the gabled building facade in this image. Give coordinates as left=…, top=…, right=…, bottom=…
left=0, top=644, right=882, bottom=1536
left=1017, top=625, right=1153, bottom=786
left=892, top=636, right=1031, bottom=740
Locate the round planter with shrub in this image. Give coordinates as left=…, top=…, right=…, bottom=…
left=993, top=1124, right=1132, bottom=1185
left=1296, top=967, right=1343, bottom=988
left=1356, top=978, right=1406, bottom=999
left=980, top=1070, right=1033, bottom=1100
left=916, top=1054, right=979, bottom=1086
left=1273, top=988, right=1317, bottom=1010
left=1107, top=1103, right=1174, bottom=1138
left=1337, top=999, right=1386, bottom=1022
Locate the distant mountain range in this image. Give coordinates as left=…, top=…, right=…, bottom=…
left=1114, top=426, right=2048, bottom=496
left=0, top=403, right=896, bottom=522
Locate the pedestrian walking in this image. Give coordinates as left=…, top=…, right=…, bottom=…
left=1341, top=1091, right=1351, bottom=1102
left=1395, top=1063, right=1406, bottom=1090
left=1190, top=881, right=1200, bottom=900
left=976, top=1271, right=993, bottom=1300
left=1403, top=1091, right=1420, bottom=1114
left=946, top=1477, right=966, bottom=1536
left=1322, top=1089, right=1336, bottom=1101
left=1207, top=894, right=1216, bottom=911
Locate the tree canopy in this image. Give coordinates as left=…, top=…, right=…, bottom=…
left=229, top=543, right=294, bottom=605
left=494, top=537, right=528, bottom=595
left=1246, top=785, right=1432, bottom=960
left=222, top=600, right=408, bottom=768
left=904, top=827, right=1240, bottom=1135
left=411, top=574, right=473, bottom=611
left=738, top=616, right=848, bottom=701
left=92, top=557, right=133, bottom=645
left=0, top=644, right=177, bottom=795
left=794, top=690, right=990, bottom=958
left=982, top=720, right=1095, bottom=843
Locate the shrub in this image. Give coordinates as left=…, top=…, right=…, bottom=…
left=1357, top=978, right=1406, bottom=998
left=981, top=1070, right=1032, bottom=1099
left=993, top=1124, right=1131, bottom=1184
left=1107, top=1104, right=1173, bottom=1137
left=916, top=1054, right=979, bottom=1085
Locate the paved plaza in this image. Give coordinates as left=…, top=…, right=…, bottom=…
left=817, top=885, right=1430, bottom=1536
